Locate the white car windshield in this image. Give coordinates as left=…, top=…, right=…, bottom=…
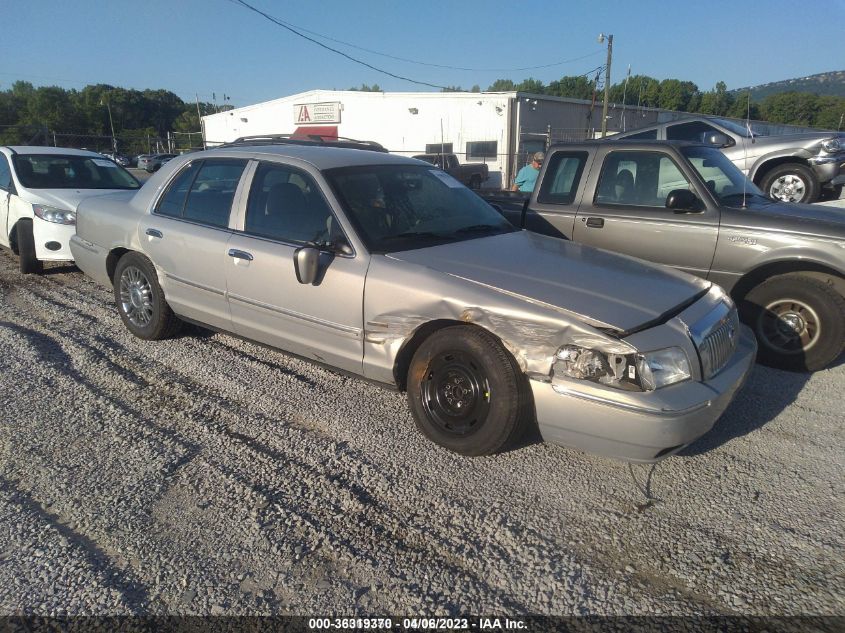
left=13, top=154, right=140, bottom=190
left=326, top=164, right=513, bottom=253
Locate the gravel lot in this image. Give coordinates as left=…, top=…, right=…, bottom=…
left=0, top=249, right=842, bottom=617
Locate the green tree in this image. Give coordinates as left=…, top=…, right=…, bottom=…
left=548, top=75, right=594, bottom=100
left=487, top=79, right=516, bottom=91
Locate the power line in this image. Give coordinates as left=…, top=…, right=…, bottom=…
left=231, top=4, right=604, bottom=73
left=231, top=0, right=452, bottom=90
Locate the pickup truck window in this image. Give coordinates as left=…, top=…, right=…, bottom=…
left=155, top=159, right=247, bottom=228
left=244, top=162, right=338, bottom=245
left=595, top=151, right=692, bottom=208
left=326, top=164, right=513, bottom=253
left=681, top=145, right=766, bottom=204
left=537, top=152, right=587, bottom=204
left=667, top=121, right=721, bottom=142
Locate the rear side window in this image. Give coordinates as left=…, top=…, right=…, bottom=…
left=156, top=159, right=247, bottom=228
left=244, top=162, right=337, bottom=245
left=537, top=151, right=587, bottom=204
left=622, top=129, right=658, bottom=140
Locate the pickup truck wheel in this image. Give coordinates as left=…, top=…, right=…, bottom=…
left=407, top=325, right=531, bottom=456
left=741, top=275, right=845, bottom=372
left=16, top=219, right=43, bottom=275
left=113, top=252, right=182, bottom=340
left=469, top=175, right=482, bottom=190
left=760, top=163, right=819, bottom=203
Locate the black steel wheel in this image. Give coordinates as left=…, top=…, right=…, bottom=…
left=741, top=274, right=845, bottom=371
left=407, top=325, right=531, bottom=456
left=113, top=252, right=182, bottom=340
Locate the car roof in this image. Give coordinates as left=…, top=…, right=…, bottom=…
left=549, top=139, right=706, bottom=150
left=4, top=146, right=104, bottom=157
left=197, top=144, right=422, bottom=170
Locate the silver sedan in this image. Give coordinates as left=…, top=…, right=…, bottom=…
left=70, top=144, right=755, bottom=461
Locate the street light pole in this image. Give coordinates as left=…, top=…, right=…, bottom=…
left=599, top=33, right=613, bottom=138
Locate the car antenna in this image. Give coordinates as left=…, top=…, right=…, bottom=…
left=742, top=94, right=752, bottom=209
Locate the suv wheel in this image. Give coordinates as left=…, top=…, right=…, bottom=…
left=760, top=163, right=819, bottom=204
left=407, top=325, right=531, bottom=456
left=741, top=274, right=845, bottom=372
left=113, top=252, right=182, bottom=340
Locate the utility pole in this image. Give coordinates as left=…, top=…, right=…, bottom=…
left=599, top=33, right=613, bottom=138
left=195, top=93, right=203, bottom=127
left=101, top=94, right=117, bottom=153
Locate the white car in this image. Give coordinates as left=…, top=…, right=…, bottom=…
left=0, top=146, right=141, bottom=273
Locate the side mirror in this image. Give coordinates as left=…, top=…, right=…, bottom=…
left=703, top=132, right=732, bottom=148
left=332, top=236, right=354, bottom=256
left=666, top=189, right=702, bottom=213
left=294, top=246, right=320, bottom=285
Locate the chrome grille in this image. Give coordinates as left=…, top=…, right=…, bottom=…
left=698, top=308, right=740, bottom=379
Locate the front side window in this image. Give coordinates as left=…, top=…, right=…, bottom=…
left=595, top=151, right=692, bottom=208
left=12, top=154, right=140, bottom=190
left=244, top=162, right=337, bottom=245
left=0, top=155, right=11, bottom=190
left=667, top=121, right=720, bottom=142
left=155, top=159, right=246, bottom=227
left=682, top=145, right=765, bottom=205
left=326, top=164, right=513, bottom=253
left=537, top=152, right=587, bottom=204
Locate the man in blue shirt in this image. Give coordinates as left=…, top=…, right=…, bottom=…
left=512, top=152, right=544, bottom=192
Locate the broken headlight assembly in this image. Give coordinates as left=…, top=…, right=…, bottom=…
left=553, top=345, right=691, bottom=392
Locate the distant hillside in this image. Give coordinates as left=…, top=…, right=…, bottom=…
left=734, top=71, right=845, bottom=100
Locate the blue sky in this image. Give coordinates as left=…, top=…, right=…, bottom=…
left=3, top=0, right=843, bottom=107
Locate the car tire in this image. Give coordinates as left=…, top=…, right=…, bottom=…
left=16, top=219, right=43, bottom=275
left=469, top=175, right=482, bottom=190
left=113, top=252, right=182, bottom=340
left=741, top=274, right=845, bottom=372
left=407, top=325, right=532, bottom=456
left=759, top=163, right=819, bottom=204
left=819, top=184, right=843, bottom=201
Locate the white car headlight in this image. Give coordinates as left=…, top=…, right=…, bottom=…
left=821, top=138, right=841, bottom=153
left=33, top=204, right=76, bottom=225
left=636, top=347, right=691, bottom=391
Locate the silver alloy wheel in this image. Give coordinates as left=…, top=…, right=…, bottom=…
left=119, top=265, right=154, bottom=327
left=759, top=298, right=821, bottom=354
left=768, top=173, right=807, bottom=202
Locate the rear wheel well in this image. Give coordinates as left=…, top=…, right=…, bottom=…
left=731, top=262, right=845, bottom=303
left=106, top=247, right=131, bottom=284
left=752, top=157, right=813, bottom=185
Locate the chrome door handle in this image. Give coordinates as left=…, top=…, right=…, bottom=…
left=145, top=228, right=163, bottom=238
left=228, top=249, right=254, bottom=261
left=585, top=217, right=605, bottom=228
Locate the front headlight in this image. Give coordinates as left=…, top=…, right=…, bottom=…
left=821, top=138, right=841, bottom=153
left=33, top=204, right=76, bottom=225
left=636, top=347, right=691, bottom=390
left=554, top=345, right=690, bottom=391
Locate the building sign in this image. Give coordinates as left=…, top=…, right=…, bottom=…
left=294, top=102, right=342, bottom=125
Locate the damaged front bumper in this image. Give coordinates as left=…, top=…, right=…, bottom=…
left=531, top=325, right=756, bottom=462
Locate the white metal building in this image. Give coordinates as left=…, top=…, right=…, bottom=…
left=202, top=89, right=669, bottom=189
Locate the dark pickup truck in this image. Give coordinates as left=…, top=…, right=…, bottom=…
left=480, top=139, right=845, bottom=371
left=413, top=153, right=489, bottom=189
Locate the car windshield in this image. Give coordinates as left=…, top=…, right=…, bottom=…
left=682, top=146, right=767, bottom=205
left=325, top=164, right=514, bottom=253
left=13, top=154, right=140, bottom=190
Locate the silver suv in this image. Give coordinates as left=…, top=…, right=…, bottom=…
left=69, top=142, right=755, bottom=462
left=616, top=116, right=845, bottom=203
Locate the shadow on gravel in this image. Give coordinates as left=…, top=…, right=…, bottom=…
left=680, top=363, right=810, bottom=457
left=41, top=263, right=79, bottom=275
left=0, top=475, right=150, bottom=611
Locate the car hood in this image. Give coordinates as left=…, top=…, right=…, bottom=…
left=18, top=188, right=137, bottom=211
left=386, top=231, right=711, bottom=332
left=722, top=196, right=845, bottom=239
left=751, top=131, right=843, bottom=150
